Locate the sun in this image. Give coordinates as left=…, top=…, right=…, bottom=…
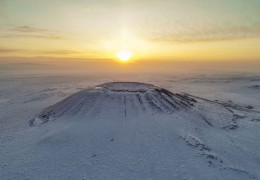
left=116, top=50, right=133, bottom=62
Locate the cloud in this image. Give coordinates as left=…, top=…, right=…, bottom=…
left=0, top=34, right=63, bottom=39
left=0, top=47, right=24, bottom=53
left=0, top=47, right=81, bottom=55
left=9, top=26, right=51, bottom=33
left=1, top=25, right=64, bottom=40
left=143, top=24, right=260, bottom=43
left=42, top=50, right=81, bottom=55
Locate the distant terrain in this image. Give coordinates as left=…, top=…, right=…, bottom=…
left=0, top=63, right=259, bottom=180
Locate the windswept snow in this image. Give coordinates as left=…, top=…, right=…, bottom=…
left=0, top=75, right=260, bottom=180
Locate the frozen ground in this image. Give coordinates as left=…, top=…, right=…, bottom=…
left=0, top=63, right=260, bottom=179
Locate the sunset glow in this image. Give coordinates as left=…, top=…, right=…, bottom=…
left=1, top=1, right=260, bottom=179
left=116, top=50, right=133, bottom=62
left=0, top=0, right=259, bottom=63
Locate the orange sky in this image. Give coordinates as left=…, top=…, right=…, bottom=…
left=0, top=0, right=260, bottom=63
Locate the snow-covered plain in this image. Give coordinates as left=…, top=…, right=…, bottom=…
left=0, top=64, right=260, bottom=180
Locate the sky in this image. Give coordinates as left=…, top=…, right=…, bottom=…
left=0, top=0, right=260, bottom=63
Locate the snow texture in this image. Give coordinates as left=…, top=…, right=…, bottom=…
left=1, top=73, right=260, bottom=180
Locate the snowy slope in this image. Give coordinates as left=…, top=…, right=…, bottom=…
left=1, top=82, right=260, bottom=180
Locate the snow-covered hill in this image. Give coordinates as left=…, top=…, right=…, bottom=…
left=1, top=82, right=260, bottom=180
